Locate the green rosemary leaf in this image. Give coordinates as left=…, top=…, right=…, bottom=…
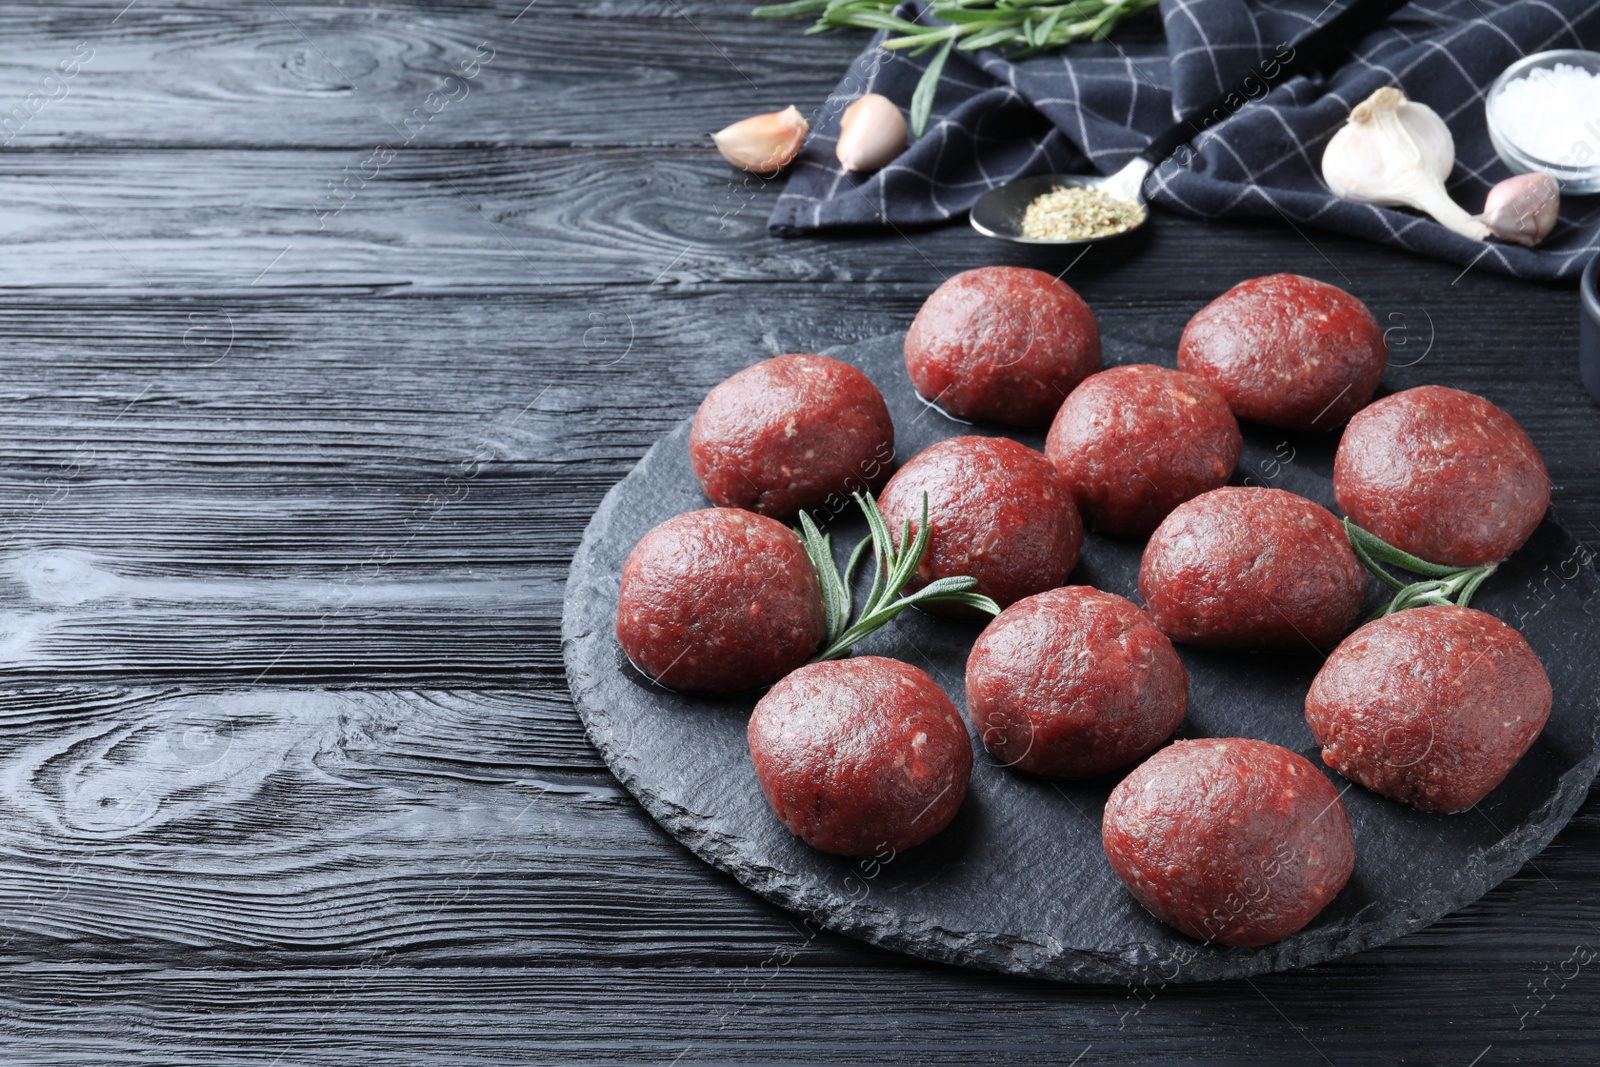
left=883, top=24, right=967, bottom=50
left=842, top=533, right=873, bottom=599
left=958, top=24, right=1023, bottom=50
left=888, top=493, right=933, bottom=594
left=934, top=7, right=1018, bottom=23
left=755, top=0, right=1160, bottom=111
left=807, top=491, right=997, bottom=661
left=1457, top=564, right=1497, bottom=608
left=795, top=509, right=849, bottom=643
left=909, top=38, right=954, bottom=137
left=899, top=574, right=980, bottom=599
left=853, top=489, right=892, bottom=547
left=816, top=612, right=894, bottom=660
left=853, top=490, right=893, bottom=614
left=1034, top=6, right=1064, bottom=42
left=1348, top=534, right=1409, bottom=592
left=894, top=579, right=1000, bottom=615
left=1345, top=519, right=1502, bottom=618
left=830, top=10, right=928, bottom=32
left=925, top=590, right=1003, bottom=614
left=751, top=0, right=831, bottom=17
left=1343, top=520, right=1460, bottom=578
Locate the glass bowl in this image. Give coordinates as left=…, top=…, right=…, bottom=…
left=1486, top=49, right=1600, bottom=194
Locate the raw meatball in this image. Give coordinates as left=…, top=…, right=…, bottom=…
left=1178, top=273, right=1388, bottom=430
left=1102, top=738, right=1356, bottom=947
left=904, top=266, right=1100, bottom=427
left=877, top=435, right=1083, bottom=614
left=690, top=353, right=895, bottom=518
left=1305, top=605, right=1552, bottom=813
left=748, top=657, right=973, bottom=856
left=1334, top=385, right=1549, bottom=566
left=616, top=508, right=825, bottom=693
left=1045, top=364, right=1242, bottom=538
left=1139, top=487, right=1365, bottom=651
left=966, top=587, right=1187, bottom=777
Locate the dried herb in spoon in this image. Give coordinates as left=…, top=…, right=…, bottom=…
left=1021, top=185, right=1146, bottom=240
left=797, top=491, right=1000, bottom=661
left=1344, top=519, right=1498, bottom=619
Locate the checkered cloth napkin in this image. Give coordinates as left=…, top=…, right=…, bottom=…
left=769, top=0, right=1600, bottom=280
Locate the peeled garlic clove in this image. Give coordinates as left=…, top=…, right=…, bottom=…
left=1321, top=86, right=1490, bottom=242
left=836, top=93, right=906, bottom=174
left=711, top=105, right=809, bottom=174
left=1477, top=172, right=1560, bottom=247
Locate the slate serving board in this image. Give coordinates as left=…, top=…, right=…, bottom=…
left=562, top=332, right=1600, bottom=984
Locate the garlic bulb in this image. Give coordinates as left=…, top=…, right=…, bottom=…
left=836, top=93, right=906, bottom=173
left=712, top=105, right=809, bottom=174
left=1477, top=172, right=1560, bottom=247
left=1321, top=87, right=1490, bottom=241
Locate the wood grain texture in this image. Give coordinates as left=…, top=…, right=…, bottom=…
left=0, top=686, right=816, bottom=962
left=0, top=962, right=1585, bottom=1066
left=0, top=684, right=1591, bottom=1062
left=0, top=0, right=852, bottom=150
left=0, top=139, right=1572, bottom=301
left=0, top=0, right=1592, bottom=1061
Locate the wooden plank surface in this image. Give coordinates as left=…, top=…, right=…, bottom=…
left=0, top=1, right=852, bottom=149
left=0, top=0, right=1594, bottom=1063
left=0, top=148, right=1582, bottom=292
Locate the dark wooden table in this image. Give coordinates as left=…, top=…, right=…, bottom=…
left=0, top=2, right=1596, bottom=1063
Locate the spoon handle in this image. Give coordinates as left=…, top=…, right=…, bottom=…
left=1137, top=0, right=1414, bottom=168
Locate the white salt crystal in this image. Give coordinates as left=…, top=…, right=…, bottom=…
left=1490, top=62, right=1600, bottom=165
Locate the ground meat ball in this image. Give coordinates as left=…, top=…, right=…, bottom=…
left=877, top=435, right=1083, bottom=614
left=1305, top=605, right=1552, bottom=813
left=616, top=508, right=825, bottom=693
left=966, top=587, right=1187, bottom=777
left=1045, top=364, right=1242, bottom=538
left=690, top=354, right=895, bottom=518
left=903, top=267, right=1101, bottom=427
left=1333, top=385, right=1549, bottom=566
left=748, top=657, right=973, bottom=856
left=1138, top=487, right=1365, bottom=651
left=1102, top=738, right=1356, bottom=947
left=1178, top=273, right=1388, bottom=431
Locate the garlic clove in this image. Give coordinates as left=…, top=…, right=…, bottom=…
left=1321, top=86, right=1490, bottom=242
left=711, top=105, right=809, bottom=174
left=1477, top=172, right=1560, bottom=247
left=836, top=93, right=907, bottom=174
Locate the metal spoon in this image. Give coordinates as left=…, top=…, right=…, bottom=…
left=969, top=0, right=1410, bottom=245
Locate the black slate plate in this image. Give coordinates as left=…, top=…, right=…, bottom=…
left=561, top=332, right=1600, bottom=984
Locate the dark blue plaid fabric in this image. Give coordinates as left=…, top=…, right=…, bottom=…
left=769, top=0, right=1600, bottom=280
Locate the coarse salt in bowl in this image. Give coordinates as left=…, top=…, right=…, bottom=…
left=1486, top=49, right=1600, bottom=194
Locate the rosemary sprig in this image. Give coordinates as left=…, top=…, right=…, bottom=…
left=1344, top=519, right=1498, bottom=620
left=752, top=0, right=1162, bottom=135
left=796, top=491, right=1000, bottom=661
